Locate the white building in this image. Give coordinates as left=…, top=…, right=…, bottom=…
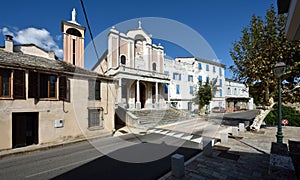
left=163, top=57, right=226, bottom=112
left=225, top=78, right=253, bottom=112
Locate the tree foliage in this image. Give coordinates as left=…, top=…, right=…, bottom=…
left=193, top=78, right=218, bottom=110
left=230, top=4, right=300, bottom=105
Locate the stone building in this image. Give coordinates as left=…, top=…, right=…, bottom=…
left=0, top=9, right=115, bottom=151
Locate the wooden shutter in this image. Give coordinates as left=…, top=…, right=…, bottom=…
left=28, top=71, right=39, bottom=98
left=13, top=70, right=25, bottom=99
left=59, top=76, right=67, bottom=100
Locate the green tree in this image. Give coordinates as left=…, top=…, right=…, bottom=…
left=193, top=78, right=218, bottom=111
left=230, top=4, right=300, bottom=105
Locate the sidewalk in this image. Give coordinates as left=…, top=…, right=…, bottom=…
left=0, top=131, right=112, bottom=159
left=162, top=126, right=300, bottom=180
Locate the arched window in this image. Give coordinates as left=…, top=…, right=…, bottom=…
left=152, top=63, right=157, bottom=71
left=66, top=28, right=82, bottom=37
left=120, top=55, right=126, bottom=65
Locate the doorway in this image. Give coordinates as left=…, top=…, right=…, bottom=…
left=12, top=112, right=39, bottom=148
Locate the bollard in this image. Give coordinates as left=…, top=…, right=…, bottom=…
left=239, top=123, right=245, bottom=132
left=220, top=132, right=228, bottom=144
left=232, top=127, right=239, bottom=136
left=202, top=137, right=213, bottom=156
left=171, top=154, right=185, bottom=178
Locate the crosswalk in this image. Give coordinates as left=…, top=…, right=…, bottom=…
left=147, top=128, right=204, bottom=144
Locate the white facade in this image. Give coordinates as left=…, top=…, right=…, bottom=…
left=163, top=57, right=226, bottom=112
left=225, top=78, right=253, bottom=111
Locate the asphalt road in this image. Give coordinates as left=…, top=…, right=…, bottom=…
left=0, top=133, right=200, bottom=180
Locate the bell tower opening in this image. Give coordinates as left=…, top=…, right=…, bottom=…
left=61, top=8, right=86, bottom=68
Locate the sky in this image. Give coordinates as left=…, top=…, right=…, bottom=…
left=0, top=0, right=277, bottom=78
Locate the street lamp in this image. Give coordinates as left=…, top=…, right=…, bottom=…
left=273, top=62, right=286, bottom=143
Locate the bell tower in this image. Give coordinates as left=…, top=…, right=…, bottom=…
left=61, top=8, right=86, bottom=68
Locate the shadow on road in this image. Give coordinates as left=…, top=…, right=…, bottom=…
left=53, top=139, right=200, bottom=180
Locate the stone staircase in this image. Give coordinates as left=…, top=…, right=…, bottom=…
left=129, top=107, right=192, bottom=128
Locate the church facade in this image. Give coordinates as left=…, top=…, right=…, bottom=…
left=93, top=22, right=170, bottom=110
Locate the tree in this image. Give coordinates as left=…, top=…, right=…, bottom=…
left=193, top=78, right=218, bottom=111
left=229, top=4, right=300, bottom=105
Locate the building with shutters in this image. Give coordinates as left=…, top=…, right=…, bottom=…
left=0, top=9, right=115, bottom=151
left=163, top=57, right=226, bottom=112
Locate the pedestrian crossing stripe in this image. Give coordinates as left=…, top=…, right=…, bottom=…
left=147, top=128, right=206, bottom=144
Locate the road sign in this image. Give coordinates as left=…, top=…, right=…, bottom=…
left=282, top=119, right=288, bottom=125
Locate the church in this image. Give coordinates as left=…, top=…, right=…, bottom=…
left=93, top=22, right=170, bottom=110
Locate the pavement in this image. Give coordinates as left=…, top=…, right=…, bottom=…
left=160, top=126, right=300, bottom=180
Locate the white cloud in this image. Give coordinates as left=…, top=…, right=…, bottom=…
left=212, top=59, right=221, bottom=64
left=1, top=27, right=63, bottom=58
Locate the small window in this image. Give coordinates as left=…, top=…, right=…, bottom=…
left=198, top=75, right=202, bottom=82
left=188, top=75, right=193, bottom=82
left=220, top=89, right=223, bottom=97
left=220, top=79, right=222, bottom=86
left=206, top=76, right=209, bottom=83
left=88, top=109, right=101, bottom=128
left=164, top=71, right=169, bottom=75
left=40, top=73, right=57, bottom=98
left=152, top=63, right=157, bottom=71
left=189, top=86, right=193, bottom=94
left=227, top=87, right=231, bottom=95
left=198, top=63, right=202, bottom=69
left=88, top=80, right=101, bottom=100
left=176, top=84, right=180, bottom=94
left=164, top=84, right=168, bottom=94
left=206, top=64, right=209, bottom=71
left=219, top=67, right=222, bottom=76
left=121, top=55, right=126, bottom=65
left=0, top=68, right=12, bottom=97
left=213, top=66, right=216, bottom=72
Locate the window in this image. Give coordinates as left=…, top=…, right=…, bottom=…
left=88, top=109, right=100, bottom=128
left=206, top=76, right=209, bottom=83
left=40, top=73, right=57, bottom=98
left=220, top=89, right=223, bottom=97
left=13, top=70, right=25, bottom=99
left=28, top=71, right=68, bottom=100
left=89, top=80, right=101, bottom=100
left=173, top=73, right=181, bottom=80
left=188, top=75, right=193, bottom=82
left=73, top=39, right=76, bottom=65
left=234, top=88, right=237, bottom=95
left=176, top=84, right=180, bottom=94
left=213, top=66, right=216, bottom=72
left=206, top=64, right=209, bottom=71
left=59, top=76, right=70, bottom=102
left=219, top=67, right=222, bottom=76
left=152, top=63, right=156, bottom=71
left=189, top=86, right=193, bottom=94
left=220, top=79, right=222, bottom=86
left=0, top=68, right=11, bottom=97
left=121, top=55, right=126, bottom=65
left=198, top=75, right=202, bottom=82
left=198, top=63, right=202, bottom=69
left=227, top=87, right=231, bottom=95
left=164, top=71, right=169, bottom=75
left=164, top=84, right=168, bottom=94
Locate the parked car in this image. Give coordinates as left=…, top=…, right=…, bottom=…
left=212, top=106, right=226, bottom=113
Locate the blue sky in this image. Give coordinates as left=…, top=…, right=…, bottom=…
left=0, top=0, right=277, bottom=78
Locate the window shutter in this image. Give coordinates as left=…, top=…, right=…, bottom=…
left=13, top=70, right=25, bottom=99
left=88, top=80, right=95, bottom=100
left=28, top=71, right=39, bottom=98
left=59, top=76, right=67, bottom=100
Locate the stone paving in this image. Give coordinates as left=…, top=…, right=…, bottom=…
left=163, top=126, right=300, bottom=180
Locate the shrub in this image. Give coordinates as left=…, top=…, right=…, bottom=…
left=264, top=104, right=300, bottom=127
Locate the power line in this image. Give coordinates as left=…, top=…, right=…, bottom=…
left=79, top=0, right=104, bottom=73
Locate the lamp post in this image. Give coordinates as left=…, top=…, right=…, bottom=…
left=273, top=62, right=286, bottom=143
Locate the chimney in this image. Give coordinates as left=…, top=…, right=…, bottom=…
left=48, top=51, right=55, bottom=59
left=5, top=35, right=14, bottom=52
